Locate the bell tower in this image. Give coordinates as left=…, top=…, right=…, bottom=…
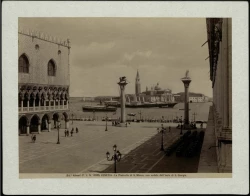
left=135, top=70, right=141, bottom=95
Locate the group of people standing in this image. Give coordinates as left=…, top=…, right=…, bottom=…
left=64, top=127, right=79, bottom=137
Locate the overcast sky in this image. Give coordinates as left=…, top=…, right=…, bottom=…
left=19, top=18, right=212, bottom=97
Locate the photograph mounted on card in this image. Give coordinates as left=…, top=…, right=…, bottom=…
left=18, top=17, right=232, bottom=178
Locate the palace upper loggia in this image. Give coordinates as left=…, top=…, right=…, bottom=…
left=18, top=29, right=71, bottom=135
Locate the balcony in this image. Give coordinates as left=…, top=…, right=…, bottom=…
left=19, top=104, right=69, bottom=114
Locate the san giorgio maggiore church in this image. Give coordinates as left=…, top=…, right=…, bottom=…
left=126, top=70, right=175, bottom=103
left=18, top=28, right=71, bottom=135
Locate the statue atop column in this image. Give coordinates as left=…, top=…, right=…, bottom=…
left=185, top=70, right=190, bottom=79
left=119, top=76, right=127, bottom=84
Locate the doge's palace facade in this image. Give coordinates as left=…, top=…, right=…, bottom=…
left=18, top=29, right=71, bottom=135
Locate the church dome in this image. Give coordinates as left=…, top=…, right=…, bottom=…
left=154, top=83, right=161, bottom=90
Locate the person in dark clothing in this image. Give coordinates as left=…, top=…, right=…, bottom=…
left=169, top=126, right=171, bottom=132
left=67, top=130, right=69, bottom=137
left=32, top=135, right=36, bottom=143
left=76, top=127, right=78, bottom=133
left=65, top=130, right=67, bottom=137
left=71, top=130, right=73, bottom=137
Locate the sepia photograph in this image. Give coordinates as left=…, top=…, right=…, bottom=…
left=2, top=1, right=248, bottom=195
left=18, top=17, right=232, bottom=175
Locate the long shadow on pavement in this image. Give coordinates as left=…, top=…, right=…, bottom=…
left=101, top=129, right=205, bottom=173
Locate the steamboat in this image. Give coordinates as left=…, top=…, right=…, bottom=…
left=104, top=100, right=177, bottom=108
left=82, top=105, right=117, bottom=112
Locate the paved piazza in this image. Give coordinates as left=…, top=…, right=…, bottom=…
left=19, top=121, right=178, bottom=173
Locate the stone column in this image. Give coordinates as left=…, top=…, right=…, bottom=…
left=118, top=77, right=128, bottom=125
left=27, top=99, right=30, bottom=111
left=26, top=124, right=30, bottom=136
left=65, top=120, right=69, bottom=129
left=181, top=72, right=192, bottom=127
left=38, top=120, right=41, bottom=134
left=48, top=121, right=51, bottom=132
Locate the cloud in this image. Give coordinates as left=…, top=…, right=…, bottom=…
left=19, top=18, right=212, bottom=97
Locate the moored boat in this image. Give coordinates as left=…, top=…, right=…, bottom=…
left=82, top=105, right=117, bottom=112
left=117, top=102, right=178, bottom=108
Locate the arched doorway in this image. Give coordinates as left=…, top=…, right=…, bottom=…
left=30, top=115, right=39, bottom=133
left=53, top=113, right=59, bottom=129
left=41, top=114, right=49, bottom=131
left=19, top=116, right=28, bottom=135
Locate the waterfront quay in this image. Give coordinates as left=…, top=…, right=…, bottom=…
left=70, top=101, right=212, bottom=123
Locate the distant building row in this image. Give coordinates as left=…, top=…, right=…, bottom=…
left=173, top=92, right=211, bottom=103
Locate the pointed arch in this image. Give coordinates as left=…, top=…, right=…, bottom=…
left=41, top=114, right=50, bottom=131
left=19, top=115, right=29, bottom=134
left=48, top=59, right=57, bottom=76
left=19, top=53, right=30, bottom=73
left=30, top=114, right=40, bottom=133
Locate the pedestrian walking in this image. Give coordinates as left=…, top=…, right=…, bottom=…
left=31, top=134, right=36, bottom=143
left=71, top=127, right=74, bottom=133
left=64, top=129, right=67, bottom=137
left=169, top=126, right=171, bottom=132
left=71, top=130, right=73, bottom=137
left=67, top=130, right=69, bottom=137
left=76, top=127, right=78, bottom=133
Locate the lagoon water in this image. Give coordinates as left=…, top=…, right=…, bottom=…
left=69, top=98, right=212, bottom=122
